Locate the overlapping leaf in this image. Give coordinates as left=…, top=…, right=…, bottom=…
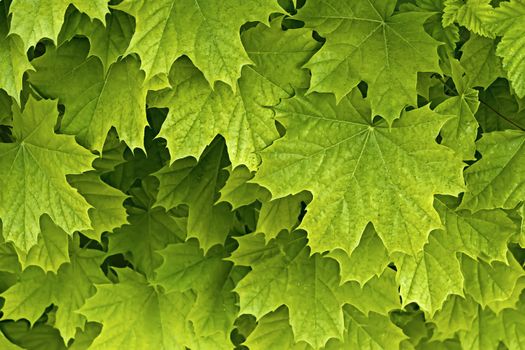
left=297, top=0, right=442, bottom=121
left=254, top=91, right=465, bottom=256
left=149, top=20, right=319, bottom=169
left=115, top=0, right=282, bottom=87
left=30, top=39, right=148, bottom=151
left=9, top=0, right=109, bottom=49
left=0, top=97, right=94, bottom=251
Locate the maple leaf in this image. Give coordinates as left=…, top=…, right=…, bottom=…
left=1, top=244, right=108, bottom=342
left=59, top=9, right=135, bottom=72
left=327, top=224, right=390, bottom=285
left=435, top=60, right=480, bottom=160
left=254, top=91, right=465, bottom=256
left=114, top=0, right=282, bottom=87
left=0, top=0, right=524, bottom=346
left=0, top=240, right=21, bottom=274
left=0, top=331, right=20, bottom=350
left=487, top=0, right=525, bottom=97
left=434, top=196, right=515, bottom=263
left=219, top=166, right=270, bottom=210
left=460, top=130, right=525, bottom=211
left=230, top=231, right=346, bottom=348
left=297, top=0, right=441, bottom=122
left=79, top=269, right=233, bottom=350
left=460, top=34, right=504, bottom=89
left=457, top=304, right=503, bottom=349
left=339, top=269, right=402, bottom=316
left=149, top=20, right=319, bottom=170
left=68, top=171, right=128, bottom=241
left=400, top=0, right=460, bottom=54
left=78, top=269, right=189, bottom=349
left=476, top=79, right=525, bottom=132
left=15, top=215, right=70, bottom=272
left=0, top=90, right=12, bottom=124
left=502, top=294, right=525, bottom=349
left=324, top=306, right=407, bottom=350
left=244, top=307, right=313, bottom=350
left=29, top=38, right=148, bottom=151
left=9, top=0, right=109, bottom=50
left=256, top=192, right=310, bottom=241
left=429, top=295, right=477, bottom=341
left=460, top=252, right=525, bottom=309
left=394, top=230, right=464, bottom=316
left=0, top=5, right=32, bottom=103
left=155, top=241, right=238, bottom=340
left=0, top=321, right=66, bottom=350
left=0, top=97, right=94, bottom=252
left=109, top=204, right=185, bottom=278
left=443, top=0, right=494, bottom=38
left=155, top=139, right=234, bottom=251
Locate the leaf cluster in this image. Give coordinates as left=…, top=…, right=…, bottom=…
left=0, top=0, right=525, bottom=349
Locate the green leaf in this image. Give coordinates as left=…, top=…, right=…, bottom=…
left=485, top=277, right=525, bottom=313
left=150, top=20, right=319, bottom=170
left=391, top=307, right=431, bottom=347
left=254, top=92, right=465, bottom=256
left=0, top=330, right=21, bottom=349
left=429, top=295, right=477, bottom=341
left=0, top=5, right=32, bottom=103
left=115, top=0, right=282, bottom=87
left=0, top=242, right=21, bottom=274
left=401, top=0, right=460, bottom=54
left=78, top=269, right=189, bottom=349
left=443, top=0, right=494, bottom=38
left=0, top=89, right=13, bottom=124
left=9, top=0, right=109, bottom=50
left=155, top=241, right=238, bottom=339
left=231, top=231, right=346, bottom=348
left=460, top=130, right=525, bottom=211
left=434, top=196, right=515, bottom=262
left=68, top=171, right=128, bottom=241
left=68, top=323, right=102, bottom=350
left=29, top=39, right=148, bottom=151
left=327, top=225, right=390, bottom=285
left=1, top=321, right=66, bottom=350
left=457, top=304, right=504, bottom=350
left=297, top=0, right=442, bottom=121
left=108, top=191, right=185, bottom=277
left=256, top=192, right=309, bottom=241
left=520, top=204, right=525, bottom=245
left=487, top=0, right=525, bottom=97
left=155, top=139, right=234, bottom=251
left=460, top=252, right=525, bottom=308
left=0, top=266, right=55, bottom=324
left=435, top=61, right=480, bottom=160
left=325, top=305, right=408, bottom=350
left=339, top=269, right=402, bottom=315
left=59, top=9, right=134, bottom=71
left=219, top=166, right=269, bottom=210
left=53, top=245, right=108, bottom=342
left=244, top=307, right=313, bottom=350
left=501, top=294, right=525, bottom=350
left=460, top=34, right=505, bottom=88
left=0, top=245, right=108, bottom=342
left=79, top=269, right=230, bottom=350
left=395, top=230, right=464, bottom=316
left=0, top=97, right=94, bottom=252
left=16, top=215, right=70, bottom=272
left=476, top=79, right=525, bottom=132
left=91, top=130, right=127, bottom=175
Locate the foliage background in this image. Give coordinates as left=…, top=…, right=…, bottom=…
left=0, top=0, right=525, bottom=349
